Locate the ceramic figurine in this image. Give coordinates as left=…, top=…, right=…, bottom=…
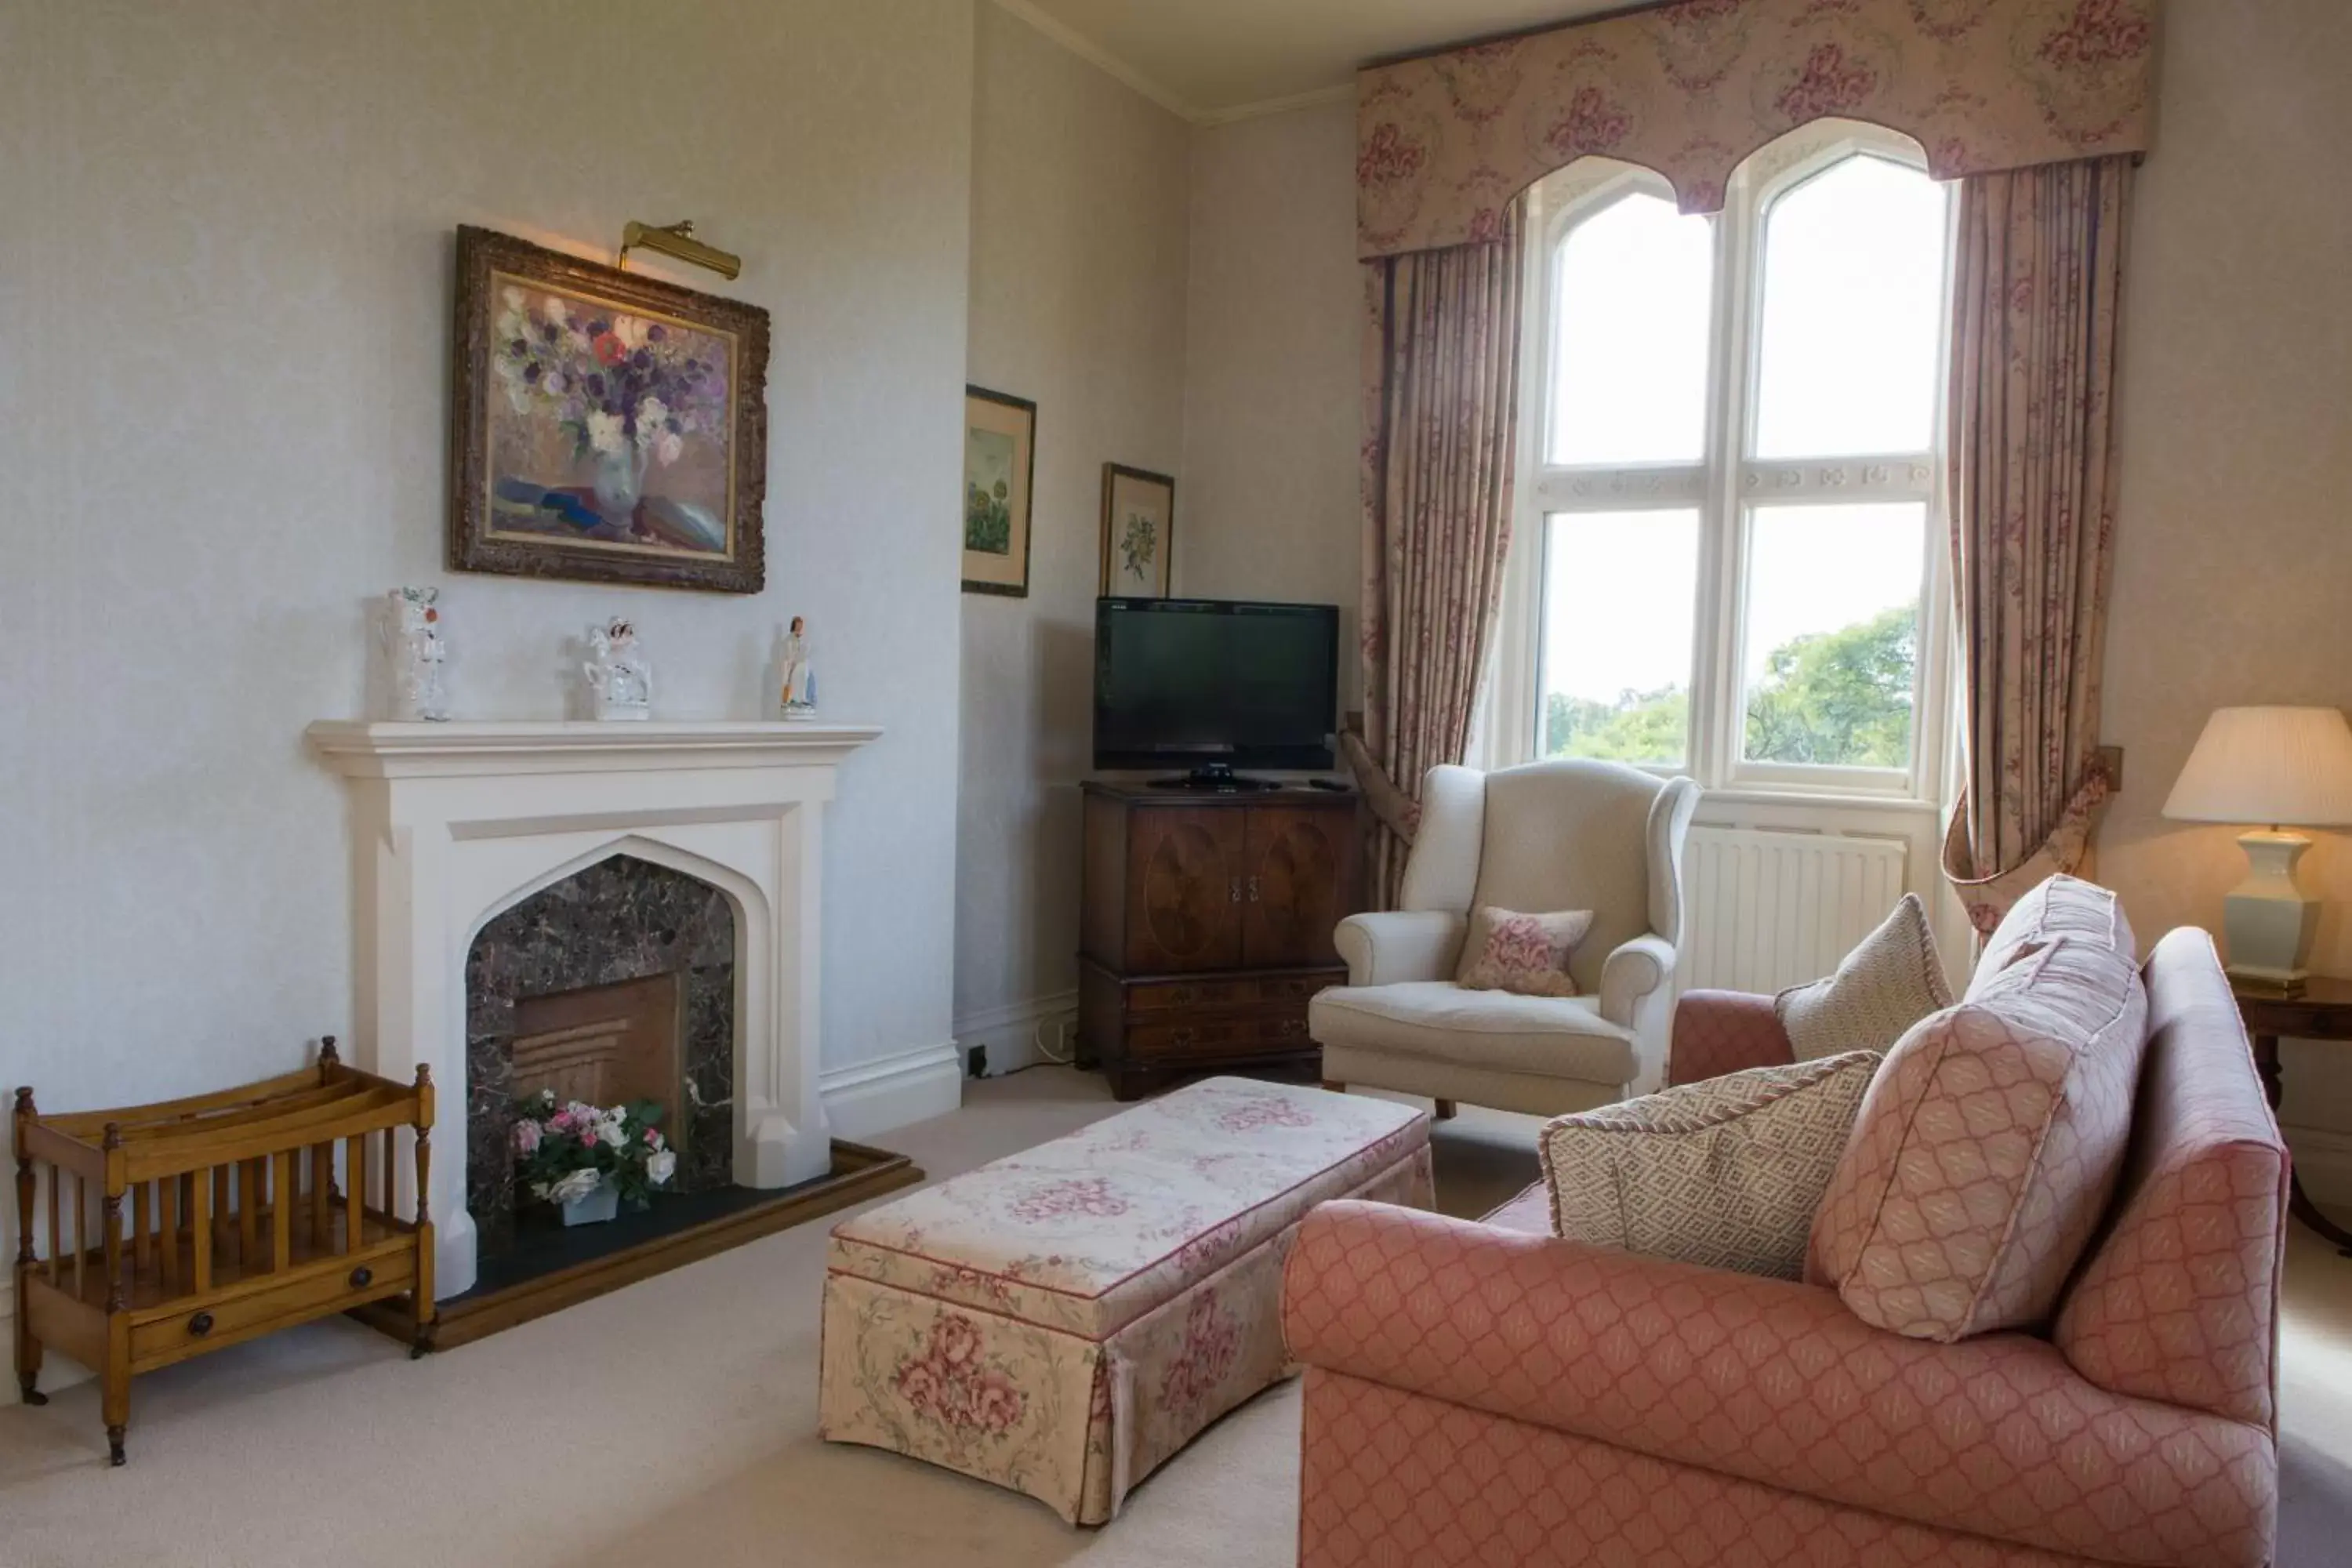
left=778, top=616, right=817, bottom=720
left=381, top=586, right=451, bottom=722
left=584, top=617, right=653, bottom=721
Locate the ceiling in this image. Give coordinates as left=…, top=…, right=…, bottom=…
left=1001, top=0, right=1624, bottom=122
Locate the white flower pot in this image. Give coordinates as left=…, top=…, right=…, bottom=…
left=560, top=1180, right=619, bottom=1226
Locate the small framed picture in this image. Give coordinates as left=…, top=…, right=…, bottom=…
left=1098, top=463, right=1175, bottom=597
left=962, top=387, right=1036, bottom=597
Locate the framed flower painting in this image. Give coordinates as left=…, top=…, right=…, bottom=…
left=962, top=387, right=1036, bottom=597
left=1098, top=463, right=1174, bottom=597
left=448, top=226, right=769, bottom=593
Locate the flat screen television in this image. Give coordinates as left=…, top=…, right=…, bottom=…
left=1093, top=597, right=1339, bottom=785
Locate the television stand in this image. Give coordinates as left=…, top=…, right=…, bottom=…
left=1146, top=764, right=1279, bottom=793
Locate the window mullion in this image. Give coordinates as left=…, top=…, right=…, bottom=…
left=1690, top=178, right=1756, bottom=792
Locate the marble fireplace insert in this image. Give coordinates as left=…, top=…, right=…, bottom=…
left=466, top=855, right=736, bottom=1257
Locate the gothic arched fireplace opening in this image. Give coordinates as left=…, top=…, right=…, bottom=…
left=465, top=855, right=737, bottom=1257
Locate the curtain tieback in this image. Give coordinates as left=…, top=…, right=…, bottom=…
left=1940, top=751, right=2119, bottom=935
left=1339, top=730, right=1421, bottom=845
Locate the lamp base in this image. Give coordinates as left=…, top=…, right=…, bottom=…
left=2221, top=829, right=2320, bottom=994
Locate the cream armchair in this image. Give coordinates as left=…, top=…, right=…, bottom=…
left=1309, top=760, right=1700, bottom=1117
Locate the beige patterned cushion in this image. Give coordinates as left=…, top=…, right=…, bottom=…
left=1538, top=1052, right=1881, bottom=1280
left=1456, top=906, right=1594, bottom=997
left=1776, top=892, right=1952, bottom=1061
left=1809, top=878, right=2150, bottom=1341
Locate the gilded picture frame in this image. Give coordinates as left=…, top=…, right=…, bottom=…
left=448, top=225, right=769, bottom=593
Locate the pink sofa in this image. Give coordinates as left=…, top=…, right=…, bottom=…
left=1281, top=927, right=2288, bottom=1568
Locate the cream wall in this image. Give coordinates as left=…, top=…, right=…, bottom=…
left=0, top=0, right=976, bottom=1305
left=1178, top=98, right=1364, bottom=710
left=2097, top=0, right=2352, bottom=1196
left=956, top=4, right=1192, bottom=1069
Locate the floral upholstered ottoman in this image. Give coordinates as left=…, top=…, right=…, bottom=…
left=819, top=1077, right=1432, bottom=1523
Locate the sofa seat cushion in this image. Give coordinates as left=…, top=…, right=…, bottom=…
left=1309, top=981, right=1638, bottom=1085
left=1542, top=1053, right=1882, bottom=1280
left=1810, top=876, right=2151, bottom=1341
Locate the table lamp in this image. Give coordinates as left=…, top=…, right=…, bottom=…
left=2162, top=705, right=2352, bottom=993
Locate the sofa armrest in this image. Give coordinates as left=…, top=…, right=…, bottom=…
left=1283, top=1202, right=2277, bottom=1568
left=1596, top=932, right=1675, bottom=1029
left=1666, top=989, right=1795, bottom=1086
left=1333, top=909, right=1465, bottom=987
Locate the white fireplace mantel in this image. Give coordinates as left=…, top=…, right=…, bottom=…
left=307, top=719, right=880, bottom=1298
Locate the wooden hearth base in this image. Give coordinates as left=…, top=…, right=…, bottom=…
left=351, top=1139, right=920, bottom=1353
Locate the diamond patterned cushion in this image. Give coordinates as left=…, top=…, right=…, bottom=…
left=1809, top=879, right=2150, bottom=1341
left=1777, top=891, right=1953, bottom=1060
left=1539, top=1052, right=1879, bottom=1279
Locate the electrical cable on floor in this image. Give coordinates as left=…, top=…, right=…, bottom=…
left=1029, top=1015, right=1075, bottom=1066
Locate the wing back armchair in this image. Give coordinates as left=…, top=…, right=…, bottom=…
left=1308, top=760, right=1700, bottom=1116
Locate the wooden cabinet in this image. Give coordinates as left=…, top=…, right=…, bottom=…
left=1080, top=782, right=1359, bottom=1100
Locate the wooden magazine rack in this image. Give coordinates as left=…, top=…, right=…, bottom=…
left=12, top=1040, right=434, bottom=1465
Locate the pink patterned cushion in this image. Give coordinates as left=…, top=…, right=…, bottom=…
left=2054, top=929, right=2289, bottom=1431
left=1809, top=878, right=2149, bottom=1341
left=1455, top=906, right=1594, bottom=996
left=1973, top=873, right=2139, bottom=997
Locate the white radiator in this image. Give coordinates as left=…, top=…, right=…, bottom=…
left=1678, top=826, right=1911, bottom=995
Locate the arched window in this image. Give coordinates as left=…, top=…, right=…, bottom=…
left=1501, top=122, right=1954, bottom=798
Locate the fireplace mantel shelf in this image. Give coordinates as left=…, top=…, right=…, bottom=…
left=307, top=720, right=883, bottom=778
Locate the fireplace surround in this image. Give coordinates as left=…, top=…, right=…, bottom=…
left=307, top=720, right=880, bottom=1298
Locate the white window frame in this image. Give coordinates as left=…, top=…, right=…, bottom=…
left=1486, top=119, right=1958, bottom=809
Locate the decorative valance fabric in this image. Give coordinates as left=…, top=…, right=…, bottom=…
left=1357, top=0, right=2158, bottom=258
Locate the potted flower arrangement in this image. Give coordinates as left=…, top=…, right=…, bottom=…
left=510, top=1091, right=677, bottom=1226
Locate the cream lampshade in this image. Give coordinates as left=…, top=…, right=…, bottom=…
left=2163, top=705, right=2352, bottom=992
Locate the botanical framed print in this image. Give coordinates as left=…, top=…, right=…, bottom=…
left=963, top=387, right=1036, bottom=597
left=448, top=225, right=768, bottom=593
left=1098, top=463, right=1174, bottom=597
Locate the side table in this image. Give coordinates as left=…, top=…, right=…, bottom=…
left=2233, top=975, right=2352, bottom=1258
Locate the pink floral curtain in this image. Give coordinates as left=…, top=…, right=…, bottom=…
left=1941, top=154, right=2134, bottom=932
left=1354, top=200, right=1526, bottom=907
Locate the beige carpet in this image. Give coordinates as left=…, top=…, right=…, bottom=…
left=2, top=1069, right=2348, bottom=1567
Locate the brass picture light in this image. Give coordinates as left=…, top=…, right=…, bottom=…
left=617, top=220, right=741, bottom=281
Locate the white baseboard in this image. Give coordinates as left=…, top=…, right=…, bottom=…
left=2285, top=1121, right=2352, bottom=1211
left=819, top=1040, right=963, bottom=1142
left=955, top=990, right=1079, bottom=1077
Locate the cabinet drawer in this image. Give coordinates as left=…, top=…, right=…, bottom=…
left=1127, top=973, right=1338, bottom=1013
left=1127, top=1010, right=1313, bottom=1062
left=130, top=1245, right=413, bottom=1367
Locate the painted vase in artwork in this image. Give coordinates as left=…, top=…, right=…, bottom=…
left=778, top=617, right=817, bottom=720
left=380, top=586, right=452, bottom=722
left=584, top=617, right=653, bottom=721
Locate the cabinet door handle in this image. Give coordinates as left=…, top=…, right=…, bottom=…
left=1247, top=877, right=1261, bottom=902
left=1229, top=877, right=1241, bottom=903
